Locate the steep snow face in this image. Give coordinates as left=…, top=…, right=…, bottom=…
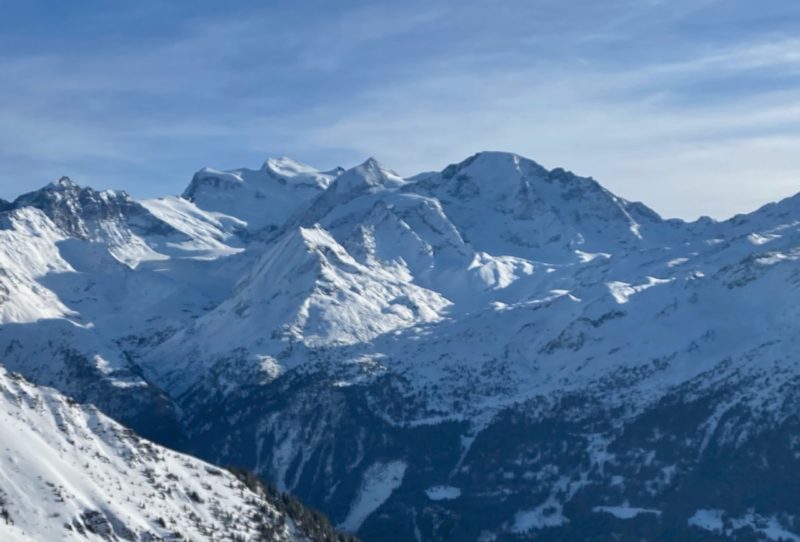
left=147, top=224, right=450, bottom=396
left=140, top=196, right=246, bottom=259
left=0, top=368, right=309, bottom=542
left=182, top=157, right=343, bottom=233
left=0, top=207, right=75, bottom=323
left=410, top=152, right=667, bottom=262
left=339, top=460, right=407, bottom=532
left=234, top=225, right=449, bottom=348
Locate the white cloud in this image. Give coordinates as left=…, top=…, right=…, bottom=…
left=273, top=37, right=800, bottom=219
left=0, top=1, right=798, bottom=219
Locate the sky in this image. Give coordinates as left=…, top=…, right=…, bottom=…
left=1, top=0, right=800, bottom=219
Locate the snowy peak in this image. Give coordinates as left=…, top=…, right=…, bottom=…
left=3, top=178, right=199, bottom=267
left=428, top=151, right=612, bottom=211
left=21, top=175, right=129, bottom=202
left=47, top=175, right=79, bottom=190
left=440, top=151, right=548, bottom=184
left=10, top=178, right=172, bottom=241
left=428, top=151, right=550, bottom=202
left=298, top=158, right=408, bottom=226
left=410, top=151, right=665, bottom=260
left=182, top=158, right=341, bottom=232
left=15, top=176, right=131, bottom=208
left=330, top=157, right=406, bottom=195
left=185, top=166, right=244, bottom=194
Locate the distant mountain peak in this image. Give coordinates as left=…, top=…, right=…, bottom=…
left=49, top=175, right=78, bottom=189
left=331, top=157, right=406, bottom=195
left=6, top=178, right=177, bottom=267
left=362, top=156, right=383, bottom=168
left=12, top=178, right=138, bottom=218
left=182, top=158, right=340, bottom=232
left=297, top=158, right=408, bottom=226
left=20, top=176, right=133, bottom=203
left=441, top=151, right=547, bottom=181
left=406, top=151, right=664, bottom=260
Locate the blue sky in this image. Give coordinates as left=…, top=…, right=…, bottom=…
left=1, top=0, right=800, bottom=218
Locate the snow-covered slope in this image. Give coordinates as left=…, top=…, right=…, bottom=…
left=0, top=180, right=250, bottom=444
left=3, top=151, right=800, bottom=541
left=140, top=196, right=246, bottom=259
left=0, top=367, right=336, bottom=542
left=147, top=223, right=450, bottom=397
left=0, top=206, right=76, bottom=323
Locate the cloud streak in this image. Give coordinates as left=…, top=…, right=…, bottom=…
left=0, top=0, right=798, bottom=219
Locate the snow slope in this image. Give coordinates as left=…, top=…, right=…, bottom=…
left=0, top=367, right=315, bottom=542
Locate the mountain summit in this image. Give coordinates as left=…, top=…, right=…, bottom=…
left=412, top=151, right=665, bottom=261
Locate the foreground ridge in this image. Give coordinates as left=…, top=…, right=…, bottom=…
left=0, top=367, right=356, bottom=541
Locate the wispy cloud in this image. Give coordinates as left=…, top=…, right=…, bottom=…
left=0, top=0, right=798, bottom=218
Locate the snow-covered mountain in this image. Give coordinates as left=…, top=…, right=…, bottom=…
left=411, top=151, right=666, bottom=261
left=2, top=151, right=800, bottom=541
left=0, top=367, right=354, bottom=542
left=0, top=179, right=250, bottom=446
left=182, top=157, right=343, bottom=234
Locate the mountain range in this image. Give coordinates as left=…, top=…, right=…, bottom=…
left=1, top=151, right=800, bottom=541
